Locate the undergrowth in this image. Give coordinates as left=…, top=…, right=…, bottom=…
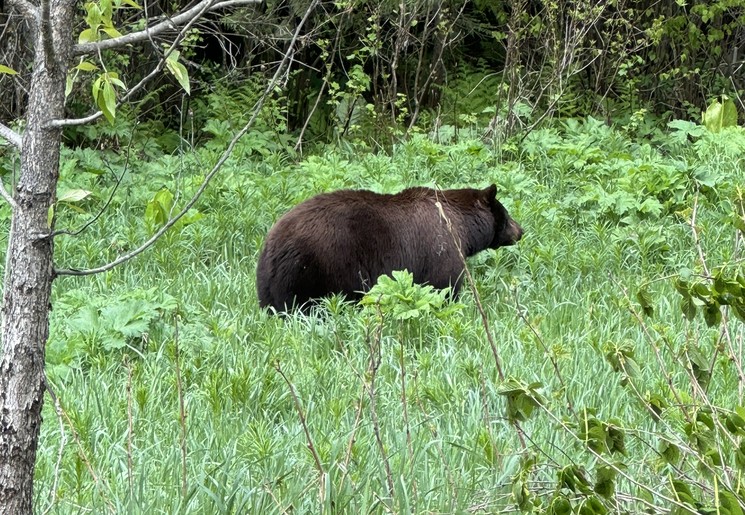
left=1, top=112, right=744, bottom=513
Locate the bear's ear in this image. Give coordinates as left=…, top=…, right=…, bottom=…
left=484, top=184, right=497, bottom=201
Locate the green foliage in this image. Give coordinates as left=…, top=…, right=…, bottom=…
left=164, top=50, right=190, bottom=95
left=575, top=410, right=627, bottom=456
left=91, top=71, right=126, bottom=123
left=46, top=287, right=178, bottom=379
left=7, top=112, right=745, bottom=513
left=361, top=269, right=463, bottom=321
left=192, top=78, right=292, bottom=153
left=497, top=378, right=544, bottom=423
left=703, top=96, right=738, bottom=133
left=144, top=187, right=202, bottom=233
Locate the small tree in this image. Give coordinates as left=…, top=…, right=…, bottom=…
left=0, top=0, right=316, bottom=511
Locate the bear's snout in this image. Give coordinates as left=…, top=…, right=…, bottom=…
left=505, top=219, right=523, bottom=245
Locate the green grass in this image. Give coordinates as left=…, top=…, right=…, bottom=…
left=17, top=120, right=745, bottom=512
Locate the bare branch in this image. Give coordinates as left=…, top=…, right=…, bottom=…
left=0, top=122, right=22, bottom=148
left=55, top=0, right=320, bottom=276
left=52, top=148, right=130, bottom=237
left=0, top=124, right=20, bottom=209
left=73, top=0, right=261, bottom=56
left=6, top=0, right=39, bottom=23
left=273, top=361, right=324, bottom=475
left=0, top=179, right=18, bottom=210
left=51, top=0, right=213, bottom=128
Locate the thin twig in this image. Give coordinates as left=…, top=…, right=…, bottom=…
left=365, top=310, right=395, bottom=501
left=52, top=0, right=217, bottom=128
left=433, top=198, right=505, bottom=380
left=52, top=139, right=132, bottom=237
left=44, top=379, right=116, bottom=513
left=41, top=383, right=68, bottom=515
left=513, top=287, right=572, bottom=413
left=124, top=356, right=134, bottom=495
left=0, top=177, right=18, bottom=210
left=273, top=361, right=325, bottom=475
left=398, top=338, right=416, bottom=503
left=534, top=397, right=700, bottom=513
left=433, top=194, right=529, bottom=450
left=174, top=316, right=188, bottom=499
left=337, top=333, right=367, bottom=479
left=0, top=122, right=22, bottom=148
left=263, top=483, right=292, bottom=515
left=412, top=371, right=457, bottom=498
left=55, top=0, right=320, bottom=275
left=72, top=0, right=261, bottom=56
left=611, top=275, right=692, bottom=425
left=619, top=348, right=739, bottom=494
left=691, top=191, right=745, bottom=399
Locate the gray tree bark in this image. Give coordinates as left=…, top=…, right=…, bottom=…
left=0, top=0, right=74, bottom=512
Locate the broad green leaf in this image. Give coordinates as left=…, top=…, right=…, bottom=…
left=732, top=213, right=745, bottom=234
left=703, top=301, right=721, bottom=327
left=75, top=61, right=98, bottom=72
left=108, top=76, right=126, bottom=89
left=99, top=0, right=113, bottom=18
left=510, top=476, right=531, bottom=509
left=721, top=97, right=738, bottom=128
left=724, top=412, right=745, bottom=435
left=594, top=466, right=616, bottom=498
left=78, top=28, right=97, bottom=44
left=0, top=64, right=18, bottom=75
left=578, top=496, right=608, bottom=515
left=733, top=301, right=745, bottom=322
left=680, top=295, right=697, bottom=320
left=702, top=96, right=738, bottom=132
left=658, top=439, right=680, bottom=464
left=102, top=27, right=123, bottom=39
left=99, top=81, right=117, bottom=123
left=92, top=76, right=102, bottom=100
left=717, top=491, right=744, bottom=515
left=498, top=379, right=544, bottom=422
left=670, top=478, right=696, bottom=505
left=85, top=3, right=103, bottom=30
left=636, top=287, right=654, bottom=317
left=145, top=188, right=175, bottom=230
left=65, top=75, right=74, bottom=97
left=558, top=465, right=592, bottom=494
left=548, top=497, right=572, bottom=515
left=646, top=392, right=667, bottom=421
left=58, top=189, right=92, bottom=203
left=166, top=51, right=190, bottom=94
left=666, top=119, right=706, bottom=144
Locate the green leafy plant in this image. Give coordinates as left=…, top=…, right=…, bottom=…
left=702, top=95, right=738, bottom=133
left=46, top=287, right=178, bottom=379
left=360, top=269, right=463, bottom=321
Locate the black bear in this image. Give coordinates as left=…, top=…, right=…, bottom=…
left=256, top=184, right=523, bottom=312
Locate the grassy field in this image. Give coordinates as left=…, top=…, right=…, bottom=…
left=11, top=117, right=745, bottom=512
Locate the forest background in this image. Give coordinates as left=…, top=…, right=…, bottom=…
left=2, top=0, right=745, bottom=513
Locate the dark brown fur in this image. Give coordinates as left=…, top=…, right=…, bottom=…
left=256, top=184, right=523, bottom=312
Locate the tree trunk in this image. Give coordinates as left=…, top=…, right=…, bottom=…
left=0, top=0, right=73, bottom=512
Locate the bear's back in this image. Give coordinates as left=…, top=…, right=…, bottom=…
left=256, top=185, right=517, bottom=312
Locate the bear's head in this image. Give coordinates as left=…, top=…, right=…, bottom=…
left=483, top=184, right=523, bottom=248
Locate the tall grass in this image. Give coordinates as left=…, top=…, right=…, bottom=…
left=12, top=119, right=745, bottom=512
